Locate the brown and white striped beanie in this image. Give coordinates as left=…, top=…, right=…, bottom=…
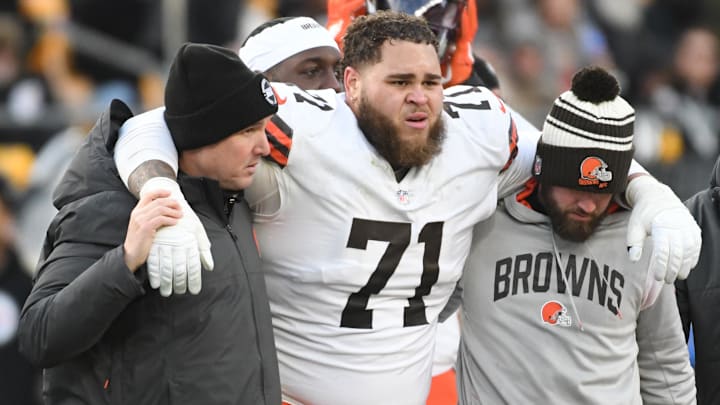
left=533, top=66, right=635, bottom=193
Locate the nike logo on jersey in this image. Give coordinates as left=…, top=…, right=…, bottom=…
left=273, top=87, right=287, bottom=104
left=494, top=93, right=506, bottom=113
left=493, top=252, right=624, bottom=317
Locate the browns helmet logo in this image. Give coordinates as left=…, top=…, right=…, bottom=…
left=578, top=156, right=612, bottom=188
left=540, top=300, right=572, bottom=327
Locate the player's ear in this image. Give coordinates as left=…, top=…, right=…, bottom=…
left=344, top=66, right=360, bottom=103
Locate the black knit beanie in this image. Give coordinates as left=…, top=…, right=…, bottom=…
left=164, top=43, right=278, bottom=151
left=533, top=66, right=635, bottom=194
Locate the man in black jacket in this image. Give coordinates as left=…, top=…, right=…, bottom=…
left=17, top=43, right=281, bottom=405
left=677, top=154, right=720, bottom=405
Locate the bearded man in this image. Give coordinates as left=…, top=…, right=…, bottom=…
left=457, top=66, right=695, bottom=405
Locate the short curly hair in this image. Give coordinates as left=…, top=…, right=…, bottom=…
left=341, top=10, right=438, bottom=72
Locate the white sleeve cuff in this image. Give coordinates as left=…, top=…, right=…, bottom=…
left=114, top=107, right=179, bottom=188
left=628, top=159, right=648, bottom=177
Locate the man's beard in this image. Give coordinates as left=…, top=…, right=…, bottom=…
left=540, top=186, right=608, bottom=242
left=356, top=95, right=446, bottom=168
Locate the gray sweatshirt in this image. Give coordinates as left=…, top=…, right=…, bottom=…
left=457, top=188, right=696, bottom=405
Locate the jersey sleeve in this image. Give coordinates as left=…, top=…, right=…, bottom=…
left=245, top=159, right=281, bottom=216
left=248, top=83, right=339, bottom=216
left=628, top=159, right=648, bottom=176
left=636, top=284, right=696, bottom=405
left=113, top=84, right=337, bottom=198
left=114, top=107, right=178, bottom=188
left=497, top=107, right=540, bottom=199
left=443, top=85, right=518, bottom=171
left=263, top=83, right=338, bottom=168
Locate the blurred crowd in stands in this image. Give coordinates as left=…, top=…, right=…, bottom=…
left=1, top=0, right=719, bottom=402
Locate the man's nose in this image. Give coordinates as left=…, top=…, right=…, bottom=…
left=576, top=197, right=598, bottom=214
left=406, top=86, right=429, bottom=105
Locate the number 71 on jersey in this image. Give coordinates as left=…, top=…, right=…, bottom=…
left=341, top=218, right=444, bottom=329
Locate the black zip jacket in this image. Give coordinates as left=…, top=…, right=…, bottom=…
left=677, top=154, right=720, bottom=405
left=17, top=100, right=281, bottom=404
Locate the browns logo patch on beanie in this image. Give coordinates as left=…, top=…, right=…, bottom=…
left=533, top=66, right=635, bottom=193
left=164, top=43, right=278, bottom=151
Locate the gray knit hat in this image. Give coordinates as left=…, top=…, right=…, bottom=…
left=533, top=66, right=635, bottom=193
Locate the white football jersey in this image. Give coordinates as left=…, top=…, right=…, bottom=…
left=250, top=83, right=534, bottom=405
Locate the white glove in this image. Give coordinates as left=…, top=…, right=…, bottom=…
left=625, top=175, right=701, bottom=283
left=140, top=177, right=214, bottom=296
left=640, top=271, right=663, bottom=310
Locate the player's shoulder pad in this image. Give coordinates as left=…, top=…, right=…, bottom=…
left=443, top=85, right=508, bottom=120
left=270, top=82, right=338, bottom=134
left=442, top=84, right=513, bottom=145
left=265, top=83, right=339, bottom=167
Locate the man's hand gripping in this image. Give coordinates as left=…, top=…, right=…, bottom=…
left=140, top=177, right=214, bottom=296
left=625, top=175, right=701, bottom=283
